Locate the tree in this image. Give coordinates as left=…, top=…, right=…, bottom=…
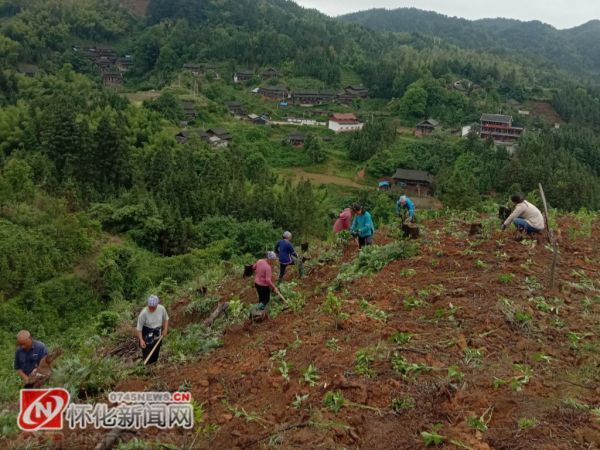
left=398, top=81, right=428, bottom=122
left=305, top=135, right=326, bottom=164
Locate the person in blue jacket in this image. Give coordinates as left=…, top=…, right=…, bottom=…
left=396, top=195, right=416, bottom=223
left=350, top=204, right=375, bottom=248
left=275, top=231, right=298, bottom=283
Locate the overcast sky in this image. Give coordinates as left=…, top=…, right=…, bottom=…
left=293, top=0, right=599, bottom=29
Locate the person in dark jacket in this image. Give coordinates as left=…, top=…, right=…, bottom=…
left=275, top=231, right=298, bottom=283
left=14, top=330, right=48, bottom=388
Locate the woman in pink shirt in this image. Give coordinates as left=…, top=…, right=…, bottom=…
left=252, top=251, right=281, bottom=310
left=333, top=207, right=353, bottom=233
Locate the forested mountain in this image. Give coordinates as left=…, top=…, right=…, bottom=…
left=340, top=8, right=600, bottom=77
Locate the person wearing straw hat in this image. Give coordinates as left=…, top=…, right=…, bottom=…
left=136, top=295, right=169, bottom=365
left=252, top=251, right=282, bottom=310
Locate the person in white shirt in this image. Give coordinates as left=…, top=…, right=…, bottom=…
left=136, top=295, right=169, bottom=364
left=501, top=194, right=545, bottom=235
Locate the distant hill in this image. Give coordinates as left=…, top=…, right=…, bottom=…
left=339, top=8, right=600, bottom=75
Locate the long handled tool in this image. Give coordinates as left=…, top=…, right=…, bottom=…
left=143, top=335, right=164, bottom=365
left=275, top=290, right=288, bottom=304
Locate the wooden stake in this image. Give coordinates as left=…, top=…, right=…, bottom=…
left=539, top=183, right=558, bottom=290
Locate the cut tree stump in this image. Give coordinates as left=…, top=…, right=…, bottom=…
left=469, top=222, right=483, bottom=236
left=203, top=302, right=229, bottom=327
left=402, top=224, right=420, bottom=239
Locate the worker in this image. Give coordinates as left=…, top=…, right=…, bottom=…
left=252, top=251, right=282, bottom=310
left=137, top=295, right=169, bottom=365
left=396, top=195, right=416, bottom=223
left=350, top=204, right=375, bottom=248
left=333, top=207, right=353, bottom=233
left=14, top=330, right=48, bottom=388
left=501, top=194, right=545, bottom=235
left=275, top=231, right=298, bottom=283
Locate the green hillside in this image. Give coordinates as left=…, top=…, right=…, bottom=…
left=340, top=8, right=600, bottom=76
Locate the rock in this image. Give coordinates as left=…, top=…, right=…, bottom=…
left=199, top=379, right=209, bottom=387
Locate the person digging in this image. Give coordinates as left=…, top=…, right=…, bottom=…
left=275, top=231, right=298, bottom=284
left=396, top=195, right=416, bottom=224
left=137, top=295, right=169, bottom=365
left=14, top=330, right=48, bottom=388
left=350, top=204, right=375, bottom=249
left=501, top=193, right=545, bottom=238
left=249, top=251, right=282, bottom=321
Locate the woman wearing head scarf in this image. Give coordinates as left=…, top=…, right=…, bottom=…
left=252, top=251, right=282, bottom=310
left=396, top=195, right=416, bottom=223
left=136, top=295, right=169, bottom=365
left=350, top=204, right=375, bottom=248
left=333, top=207, right=353, bottom=233
left=274, top=231, right=298, bottom=283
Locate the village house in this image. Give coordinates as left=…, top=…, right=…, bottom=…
left=102, top=72, right=123, bottom=88
left=415, top=119, right=440, bottom=136
left=260, top=68, right=280, bottom=80
left=328, top=113, right=363, bottom=133
left=291, top=89, right=336, bottom=106
left=258, top=85, right=289, bottom=101
left=480, top=114, right=524, bottom=142
left=392, top=169, right=434, bottom=196
left=287, top=132, right=306, bottom=147
left=180, top=101, right=198, bottom=120
left=234, top=70, right=254, bottom=83
left=226, top=101, right=246, bottom=117
left=206, top=128, right=233, bottom=143
left=17, top=64, right=38, bottom=77
left=338, top=85, right=369, bottom=105
left=183, top=63, right=203, bottom=76
left=175, top=129, right=230, bottom=148
left=248, top=114, right=268, bottom=125
left=203, top=64, right=220, bottom=79
left=116, top=56, right=133, bottom=73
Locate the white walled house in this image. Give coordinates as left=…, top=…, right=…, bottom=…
left=328, top=113, right=363, bottom=133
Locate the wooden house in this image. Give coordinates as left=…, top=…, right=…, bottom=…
left=116, top=57, right=133, bottom=72
left=480, top=114, right=523, bottom=142
left=415, top=119, right=440, bottom=136
left=226, top=101, right=246, bottom=117
left=287, top=132, right=306, bottom=147
left=183, top=63, right=203, bottom=76
left=392, top=168, right=434, bottom=196
left=180, top=101, right=197, bottom=120
left=206, top=128, right=232, bottom=143
left=234, top=70, right=254, bottom=83
left=102, top=72, right=123, bottom=88
left=261, top=68, right=280, bottom=80
left=258, top=85, right=289, bottom=101
left=338, top=85, right=369, bottom=104
left=291, top=89, right=336, bottom=106
left=17, top=64, right=38, bottom=77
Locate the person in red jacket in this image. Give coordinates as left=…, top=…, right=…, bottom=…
left=333, top=207, right=353, bottom=233
left=252, top=251, right=281, bottom=310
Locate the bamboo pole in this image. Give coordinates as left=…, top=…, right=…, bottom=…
left=538, top=183, right=558, bottom=290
